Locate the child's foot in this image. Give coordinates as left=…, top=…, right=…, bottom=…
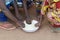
left=0, top=22, right=16, bottom=30
left=16, top=21, right=25, bottom=28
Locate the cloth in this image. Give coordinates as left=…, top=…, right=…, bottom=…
left=47, top=12, right=60, bottom=28
left=5, top=0, right=14, bottom=5
left=55, top=1, right=60, bottom=9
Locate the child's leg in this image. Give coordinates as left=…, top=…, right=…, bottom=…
left=13, top=0, right=23, bottom=20
left=13, top=0, right=25, bottom=28
left=23, top=0, right=31, bottom=24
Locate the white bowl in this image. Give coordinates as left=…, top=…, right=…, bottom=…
left=22, top=20, right=39, bottom=32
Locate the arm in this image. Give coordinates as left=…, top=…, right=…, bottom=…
left=0, top=0, right=20, bottom=27
left=13, top=0, right=23, bottom=20
left=23, top=0, right=31, bottom=24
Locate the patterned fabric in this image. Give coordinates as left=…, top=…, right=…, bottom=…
left=51, top=12, right=60, bottom=22
left=44, top=0, right=49, bottom=6
left=43, top=0, right=60, bottom=27
left=55, top=1, right=60, bottom=9
left=41, top=0, right=49, bottom=15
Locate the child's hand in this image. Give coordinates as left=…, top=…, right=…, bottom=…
left=16, top=21, right=25, bottom=28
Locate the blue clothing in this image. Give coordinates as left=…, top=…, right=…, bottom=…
left=17, top=0, right=23, bottom=2
left=5, top=0, right=14, bottom=9
left=17, top=0, right=23, bottom=7
left=0, top=12, right=7, bottom=22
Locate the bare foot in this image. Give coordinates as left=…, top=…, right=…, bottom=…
left=16, top=21, right=25, bottom=28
